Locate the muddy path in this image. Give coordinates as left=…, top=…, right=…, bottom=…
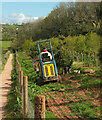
left=0, top=54, right=13, bottom=120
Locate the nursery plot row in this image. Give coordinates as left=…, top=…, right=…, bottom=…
left=18, top=51, right=102, bottom=119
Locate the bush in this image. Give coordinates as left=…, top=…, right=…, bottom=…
left=21, top=32, right=100, bottom=72
left=18, top=51, right=38, bottom=82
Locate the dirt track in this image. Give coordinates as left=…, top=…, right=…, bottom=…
left=0, top=54, right=13, bottom=120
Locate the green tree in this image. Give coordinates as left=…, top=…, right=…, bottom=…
left=54, top=41, right=73, bottom=73
left=96, top=1, right=102, bottom=66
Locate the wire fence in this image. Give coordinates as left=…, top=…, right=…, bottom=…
left=15, top=51, right=45, bottom=119
left=28, top=97, right=34, bottom=119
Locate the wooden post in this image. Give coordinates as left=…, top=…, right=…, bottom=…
left=16, top=59, right=18, bottom=66
left=34, top=95, right=45, bottom=119
left=18, top=64, right=21, bottom=82
left=15, top=52, right=18, bottom=68
left=18, top=63, right=21, bottom=71
left=20, top=71, right=24, bottom=111
left=23, top=76, right=28, bottom=118
left=20, top=71, right=23, bottom=93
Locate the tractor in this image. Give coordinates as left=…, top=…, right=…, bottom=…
left=33, top=40, right=62, bottom=85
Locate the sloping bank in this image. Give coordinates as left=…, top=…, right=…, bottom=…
left=17, top=51, right=58, bottom=119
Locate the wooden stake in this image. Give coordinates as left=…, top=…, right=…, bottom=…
left=34, top=95, right=45, bottom=120
left=20, top=71, right=23, bottom=93
left=18, top=64, right=21, bottom=82
left=23, top=76, right=28, bottom=118
left=20, top=71, right=24, bottom=111
left=18, top=63, right=21, bottom=71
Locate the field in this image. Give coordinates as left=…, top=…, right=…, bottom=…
left=0, top=41, right=12, bottom=71
left=0, top=41, right=12, bottom=51
left=17, top=51, right=102, bottom=119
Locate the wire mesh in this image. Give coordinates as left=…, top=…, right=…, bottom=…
left=28, top=97, right=34, bottom=119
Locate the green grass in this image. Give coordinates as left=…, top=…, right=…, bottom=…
left=17, top=51, right=38, bottom=82
left=0, top=41, right=12, bottom=50
left=70, top=102, right=101, bottom=119
left=46, top=110, right=58, bottom=119
left=1, top=53, right=10, bottom=71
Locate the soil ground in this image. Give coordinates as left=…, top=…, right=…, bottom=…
left=45, top=75, right=101, bottom=119
left=0, top=54, right=13, bottom=120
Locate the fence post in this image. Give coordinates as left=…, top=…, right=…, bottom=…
left=34, top=95, right=45, bottom=119
left=18, top=64, right=21, bottom=82
left=23, top=76, right=28, bottom=118
left=20, top=71, right=23, bottom=93
left=20, top=71, right=24, bottom=112
left=15, top=52, right=18, bottom=66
